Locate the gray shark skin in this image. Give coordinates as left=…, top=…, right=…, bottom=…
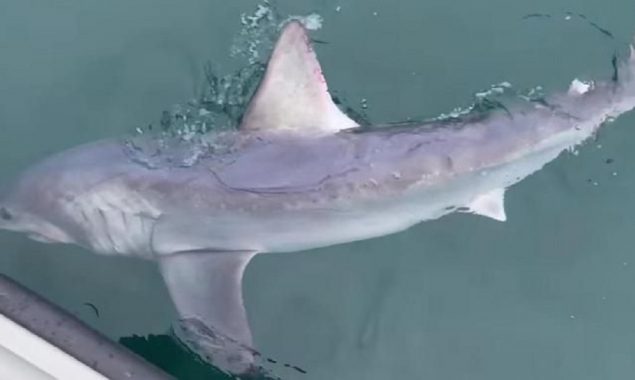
left=1, top=21, right=635, bottom=374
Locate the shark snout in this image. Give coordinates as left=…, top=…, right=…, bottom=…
left=0, top=204, right=15, bottom=231
left=0, top=207, right=12, bottom=221
left=0, top=203, right=25, bottom=233
left=0, top=179, right=20, bottom=230
left=0, top=200, right=73, bottom=244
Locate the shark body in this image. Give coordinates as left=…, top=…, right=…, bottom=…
left=1, top=22, right=635, bottom=373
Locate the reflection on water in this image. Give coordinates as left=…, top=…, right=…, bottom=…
left=1, top=0, right=635, bottom=379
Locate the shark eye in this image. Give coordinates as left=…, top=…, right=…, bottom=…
left=0, top=207, right=12, bottom=221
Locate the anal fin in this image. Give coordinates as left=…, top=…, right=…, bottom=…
left=159, top=250, right=258, bottom=374
left=465, top=188, right=507, bottom=222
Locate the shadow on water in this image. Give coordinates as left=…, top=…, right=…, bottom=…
left=120, top=334, right=243, bottom=380
left=121, top=334, right=300, bottom=380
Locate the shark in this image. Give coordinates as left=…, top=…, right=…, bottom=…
left=1, top=21, right=635, bottom=374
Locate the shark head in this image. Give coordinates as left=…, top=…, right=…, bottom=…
left=0, top=201, right=72, bottom=245
left=0, top=170, right=74, bottom=245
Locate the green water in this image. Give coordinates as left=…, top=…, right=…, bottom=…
left=2, top=1, right=635, bottom=379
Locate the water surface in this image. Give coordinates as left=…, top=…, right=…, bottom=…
left=1, top=1, right=635, bottom=379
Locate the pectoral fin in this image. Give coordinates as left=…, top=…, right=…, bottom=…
left=159, top=250, right=258, bottom=374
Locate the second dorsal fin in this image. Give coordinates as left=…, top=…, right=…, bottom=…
left=240, top=21, right=358, bottom=134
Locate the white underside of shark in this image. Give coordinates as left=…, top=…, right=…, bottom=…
left=1, top=21, right=635, bottom=374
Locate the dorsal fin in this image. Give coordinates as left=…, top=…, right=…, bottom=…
left=240, top=21, right=358, bottom=134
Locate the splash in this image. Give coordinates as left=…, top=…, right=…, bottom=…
left=231, top=0, right=281, bottom=64
left=124, top=1, right=335, bottom=169
left=128, top=1, right=566, bottom=167
left=426, top=82, right=548, bottom=124
left=199, top=61, right=266, bottom=129
left=231, top=0, right=323, bottom=64
left=285, top=13, right=323, bottom=31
